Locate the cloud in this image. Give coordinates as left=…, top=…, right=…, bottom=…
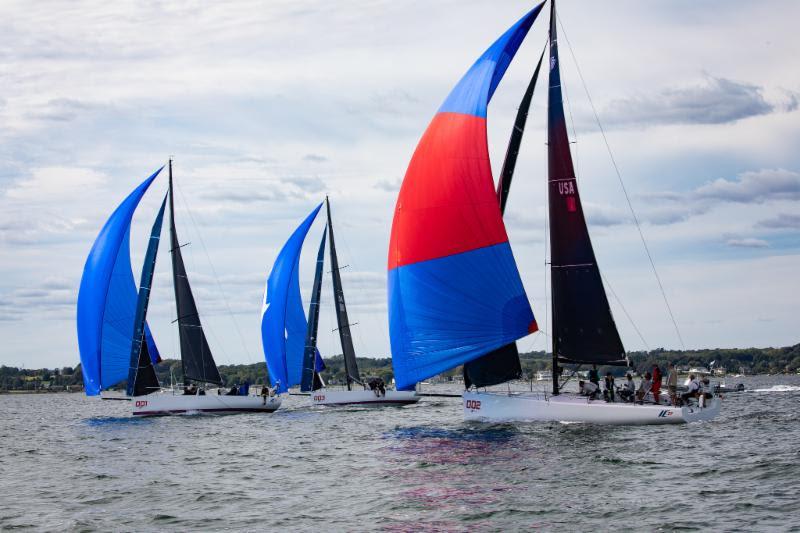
left=26, top=98, right=101, bottom=122
left=285, top=176, right=326, bottom=193
left=4, top=167, right=108, bottom=200
left=755, top=213, right=800, bottom=229
left=303, top=154, right=328, bottom=163
left=373, top=178, right=401, bottom=192
left=726, top=238, right=769, bottom=249
left=636, top=169, right=800, bottom=228
left=0, top=282, right=77, bottom=321
left=695, top=168, right=800, bottom=203
left=604, top=76, right=774, bottom=127
left=584, top=203, right=628, bottom=227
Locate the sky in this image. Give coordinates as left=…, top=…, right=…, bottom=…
left=1, top=0, right=798, bottom=370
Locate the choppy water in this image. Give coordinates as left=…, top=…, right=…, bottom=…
left=1, top=375, right=799, bottom=532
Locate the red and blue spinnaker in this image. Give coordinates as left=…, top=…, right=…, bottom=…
left=388, top=5, right=544, bottom=391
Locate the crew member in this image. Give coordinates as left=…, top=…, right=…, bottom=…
left=620, top=373, right=636, bottom=402
left=636, top=372, right=652, bottom=404
left=681, top=374, right=700, bottom=404
left=579, top=380, right=599, bottom=400
left=603, top=372, right=615, bottom=402
left=651, top=365, right=662, bottom=405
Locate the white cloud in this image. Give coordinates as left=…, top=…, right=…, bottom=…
left=604, top=76, right=775, bottom=128
left=726, top=237, right=770, bottom=249
left=4, top=167, right=108, bottom=200
left=756, top=213, right=800, bottom=229
left=695, top=168, right=800, bottom=203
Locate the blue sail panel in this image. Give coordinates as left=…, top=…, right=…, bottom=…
left=438, top=3, right=544, bottom=118
left=77, top=167, right=163, bottom=395
left=388, top=242, right=535, bottom=391
left=261, top=203, right=322, bottom=393
left=284, top=256, right=307, bottom=386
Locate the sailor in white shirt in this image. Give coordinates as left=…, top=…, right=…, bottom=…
left=681, top=374, right=700, bottom=404
left=620, top=374, right=636, bottom=402
left=578, top=380, right=599, bottom=400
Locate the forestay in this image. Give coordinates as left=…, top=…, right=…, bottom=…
left=168, top=168, right=223, bottom=385
left=127, top=194, right=168, bottom=397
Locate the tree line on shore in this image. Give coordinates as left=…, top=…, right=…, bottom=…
left=1, top=344, right=798, bottom=392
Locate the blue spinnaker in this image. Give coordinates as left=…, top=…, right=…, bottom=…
left=261, top=203, right=322, bottom=393
left=77, top=167, right=163, bottom=396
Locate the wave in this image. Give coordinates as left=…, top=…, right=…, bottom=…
left=748, top=385, right=800, bottom=393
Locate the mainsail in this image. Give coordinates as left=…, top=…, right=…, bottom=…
left=326, top=198, right=361, bottom=389
left=388, top=4, right=544, bottom=391
left=168, top=162, right=222, bottom=385
left=126, top=194, right=168, bottom=397
left=261, top=203, right=322, bottom=393
left=77, top=167, right=163, bottom=396
left=547, top=0, right=626, bottom=375
left=300, top=228, right=327, bottom=393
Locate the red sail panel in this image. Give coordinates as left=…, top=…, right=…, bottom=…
left=388, top=112, right=508, bottom=270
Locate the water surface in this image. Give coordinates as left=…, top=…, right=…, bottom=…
left=1, top=375, right=798, bottom=531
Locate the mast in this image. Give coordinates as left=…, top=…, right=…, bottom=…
left=300, top=227, right=327, bottom=392
left=326, top=197, right=361, bottom=390
left=169, top=160, right=222, bottom=386
left=126, top=193, right=168, bottom=397
left=547, top=0, right=626, bottom=395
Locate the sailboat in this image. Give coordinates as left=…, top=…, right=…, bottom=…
left=77, top=161, right=281, bottom=416
left=262, top=198, right=419, bottom=407
left=387, top=1, right=720, bottom=424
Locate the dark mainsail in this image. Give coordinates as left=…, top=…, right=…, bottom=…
left=463, top=45, right=546, bottom=389
left=326, top=198, right=361, bottom=389
left=168, top=161, right=222, bottom=385
left=301, top=227, right=327, bottom=392
left=126, top=194, right=168, bottom=397
left=547, top=0, right=626, bottom=390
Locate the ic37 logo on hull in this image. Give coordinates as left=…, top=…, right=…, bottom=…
left=313, top=395, right=325, bottom=402
left=657, top=410, right=674, bottom=418
left=465, top=400, right=481, bottom=410
left=135, top=400, right=148, bottom=408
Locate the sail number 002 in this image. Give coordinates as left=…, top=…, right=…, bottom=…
left=465, top=400, right=481, bottom=410
left=313, top=395, right=325, bottom=402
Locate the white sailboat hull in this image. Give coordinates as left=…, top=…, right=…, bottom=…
left=463, top=391, right=721, bottom=425
left=311, top=389, right=420, bottom=407
left=132, top=392, right=282, bottom=416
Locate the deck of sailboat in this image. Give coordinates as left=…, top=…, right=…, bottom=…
left=463, top=391, right=721, bottom=425
left=131, top=391, right=282, bottom=416
left=310, top=389, right=420, bottom=407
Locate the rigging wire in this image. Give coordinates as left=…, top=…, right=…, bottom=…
left=557, top=15, right=686, bottom=350
left=174, top=177, right=256, bottom=362
left=599, top=271, right=650, bottom=351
